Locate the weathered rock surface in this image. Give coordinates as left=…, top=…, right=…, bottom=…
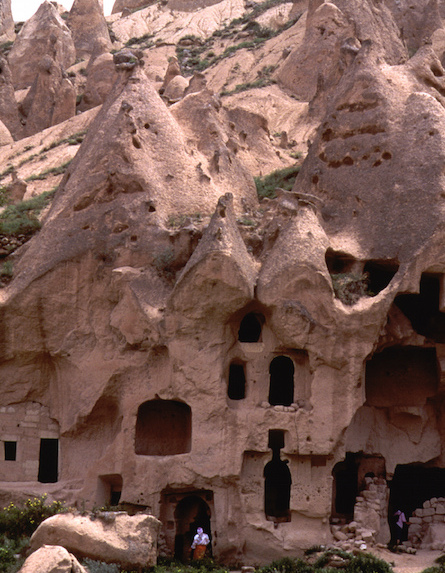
left=112, top=0, right=155, bottom=14
left=19, top=545, right=87, bottom=573
left=0, top=0, right=13, bottom=43
left=79, top=50, right=118, bottom=111
left=0, top=56, right=22, bottom=139
left=20, top=55, right=76, bottom=137
left=67, top=0, right=112, bottom=59
left=8, top=1, right=76, bottom=90
left=295, top=42, right=445, bottom=262
left=30, top=513, right=160, bottom=568
left=0, top=118, right=12, bottom=146
left=0, top=0, right=444, bottom=565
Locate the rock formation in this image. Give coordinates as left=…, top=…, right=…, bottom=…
left=7, top=1, right=76, bottom=90
left=20, top=55, right=76, bottom=137
left=1, top=0, right=445, bottom=565
left=30, top=512, right=160, bottom=568
left=19, top=545, right=87, bottom=573
left=0, top=0, right=13, bottom=43
left=67, top=0, right=112, bottom=60
left=0, top=56, right=21, bottom=139
left=112, top=0, right=155, bottom=14
left=79, top=47, right=118, bottom=111
left=0, top=118, right=12, bottom=146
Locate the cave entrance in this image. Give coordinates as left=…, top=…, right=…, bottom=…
left=135, top=400, right=191, bottom=455
left=331, top=453, right=386, bottom=522
left=228, top=362, right=246, bottom=400
left=174, top=495, right=212, bottom=561
left=264, top=430, right=291, bottom=522
left=38, top=438, right=58, bottom=483
left=389, top=464, right=445, bottom=520
left=97, top=474, right=123, bottom=507
left=365, top=346, right=439, bottom=407
left=238, top=312, right=264, bottom=342
left=269, top=356, right=294, bottom=406
left=395, top=273, right=445, bottom=342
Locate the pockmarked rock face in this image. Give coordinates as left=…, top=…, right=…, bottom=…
left=295, top=42, right=445, bottom=262
left=7, top=1, right=76, bottom=90
left=1, top=0, right=445, bottom=565
left=30, top=513, right=160, bottom=568
left=67, top=0, right=112, bottom=59
left=19, top=545, right=87, bottom=573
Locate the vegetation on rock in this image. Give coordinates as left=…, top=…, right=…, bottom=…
left=254, top=165, right=300, bottom=199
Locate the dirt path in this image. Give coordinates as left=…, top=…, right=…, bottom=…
left=371, top=547, right=442, bottom=573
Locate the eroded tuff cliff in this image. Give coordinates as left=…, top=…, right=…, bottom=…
left=0, top=0, right=445, bottom=563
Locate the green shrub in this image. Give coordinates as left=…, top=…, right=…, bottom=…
left=330, top=272, right=370, bottom=305
left=259, top=557, right=313, bottom=573
left=0, top=495, right=68, bottom=540
left=81, top=558, right=120, bottom=573
left=0, top=190, right=56, bottom=238
left=254, top=165, right=300, bottom=199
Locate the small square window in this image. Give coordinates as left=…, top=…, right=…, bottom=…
left=4, top=441, right=16, bottom=461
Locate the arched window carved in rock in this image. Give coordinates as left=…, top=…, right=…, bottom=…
left=135, top=400, right=191, bottom=455
left=264, top=430, right=291, bottom=522
left=228, top=362, right=246, bottom=400
left=238, top=312, right=264, bottom=343
left=269, top=356, right=294, bottom=406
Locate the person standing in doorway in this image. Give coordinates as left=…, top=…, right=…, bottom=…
left=191, top=527, right=210, bottom=560
left=393, top=509, right=406, bottom=549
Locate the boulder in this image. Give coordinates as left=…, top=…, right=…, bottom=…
left=8, top=1, right=76, bottom=90
left=20, top=55, right=76, bottom=137
left=0, top=0, right=14, bottom=43
left=30, top=512, right=160, bottom=569
left=163, top=75, right=188, bottom=101
left=160, top=56, right=181, bottom=93
left=0, top=118, right=12, bottom=146
left=0, top=56, right=21, bottom=139
left=67, top=0, right=112, bottom=59
left=421, top=522, right=445, bottom=550
left=19, top=545, right=87, bottom=573
left=80, top=51, right=118, bottom=110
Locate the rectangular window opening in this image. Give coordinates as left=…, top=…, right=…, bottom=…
left=4, top=441, right=16, bottom=461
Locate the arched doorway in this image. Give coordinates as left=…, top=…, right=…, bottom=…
left=174, top=495, right=212, bottom=561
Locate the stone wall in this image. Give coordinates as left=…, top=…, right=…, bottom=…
left=0, top=402, right=59, bottom=482
left=408, top=497, right=445, bottom=549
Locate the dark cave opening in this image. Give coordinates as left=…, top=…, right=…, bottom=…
left=395, top=273, right=445, bottom=342
left=38, top=438, right=58, bottom=483
left=269, top=356, right=294, bottom=406
left=264, top=430, right=291, bottom=522
left=228, top=362, right=246, bottom=400
left=363, top=259, right=399, bottom=294
left=389, top=464, right=445, bottom=519
left=238, top=312, right=264, bottom=343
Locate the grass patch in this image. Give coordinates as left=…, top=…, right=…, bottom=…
left=0, top=187, right=10, bottom=207
left=0, top=189, right=56, bottom=237
left=25, top=160, right=72, bottom=182
left=221, top=65, right=277, bottom=95
left=254, top=165, right=300, bottom=199
left=0, top=40, right=13, bottom=57
left=176, top=4, right=301, bottom=76
left=167, top=213, right=203, bottom=228
left=41, top=130, right=87, bottom=153
left=0, top=166, right=14, bottom=184
left=125, top=32, right=154, bottom=49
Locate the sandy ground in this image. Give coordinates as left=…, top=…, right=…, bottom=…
left=371, top=547, right=443, bottom=573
